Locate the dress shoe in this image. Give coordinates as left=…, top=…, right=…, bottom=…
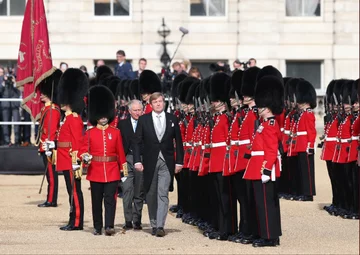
left=216, top=233, right=229, bottom=241
left=296, top=195, right=313, bottom=202
left=252, top=238, right=279, bottom=247
left=156, top=227, right=165, bottom=237
left=203, top=228, right=216, bottom=238
left=122, top=221, right=133, bottom=230
left=151, top=227, right=157, bottom=236
left=229, top=232, right=243, bottom=242
left=133, top=222, right=142, bottom=230
left=59, top=225, right=83, bottom=231
left=176, top=209, right=183, bottom=218
left=93, top=229, right=102, bottom=235
left=105, top=227, right=115, bottom=236
left=38, top=201, right=57, bottom=207
left=240, top=235, right=257, bottom=244
left=169, top=205, right=179, bottom=213
left=21, top=141, right=30, bottom=147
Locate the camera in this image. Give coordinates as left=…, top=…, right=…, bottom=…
left=4, top=66, right=15, bottom=88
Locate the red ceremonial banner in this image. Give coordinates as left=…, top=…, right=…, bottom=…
left=16, top=0, right=55, bottom=122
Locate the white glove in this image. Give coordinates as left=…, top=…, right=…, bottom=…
left=83, top=154, right=92, bottom=162
left=121, top=177, right=128, bottom=182
left=46, top=141, right=55, bottom=149
left=45, top=150, right=52, bottom=157
left=261, top=174, right=270, bottom=184
left=72, top=164, right=80, bottom=171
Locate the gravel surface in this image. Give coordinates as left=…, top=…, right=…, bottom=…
left=0, top=151, right=358, bottom=254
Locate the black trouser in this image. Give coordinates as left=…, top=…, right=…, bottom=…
left=231, top=171, right=251, bottom=236
left=211, top=173, right=237, bottom=235
left=1, top=107, right=20, bottom=144
left=90, top=181, right=118, bottom=231
left=279, top=154, right=289, bottom=194
left=40, top=152, right=58, bottom=204
left=343, top=163, right=354, bottom=212
left=175, top=172, right=182, bottom=208
left=248, top=180, right=282, bottom=240
left=326, top=160, right=337, bottom=206
left=63, top=170, right=84, bottom=228
left=197, top=175, right=211, bottom=222
left=20, top=110, right=31, bottom=143
left=332, top=163, right=345, bottom=209
left=181, top=168, right=190, bottom=214
left=351, top=163, right=359, bottom=214
left=297, top=152, right=316, bottom=196
left=288, top=156, right=298, bottom=196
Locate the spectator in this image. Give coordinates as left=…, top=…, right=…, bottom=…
left=248, top=58, right=257, bottom=67
left=96, top=60, right=105, bottom=67
left=189, top=66, right=202, bottom=79
left=233, top=59, right=243, bottom=71
left=134, top=58, right=147, bottom=78
left=20, top=107, right=31, bottom=147
left=172, top=62, right=187, bottom=75
left=0, top=73, right=21, bottom=147
left=114, top=50, right=134, bottom=80
left=180, top=59, right=191, bottom=73
left=59, top=62, right=68, bottom=73
left=80, top=65, right=89, bottom=78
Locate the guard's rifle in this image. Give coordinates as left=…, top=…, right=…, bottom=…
left=176, top=97, right=188, bottom=127
left=235, top=91, right=243, bottom=126
left=204, top=100, right=214, bottom=130
left=193, top=97, right=199, bottom=128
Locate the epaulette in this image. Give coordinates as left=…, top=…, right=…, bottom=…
left=72, top=112, right=78, bottom=117
left=86, top=126, right=94, bottom=131
left=306, top=109, right=313, bottom=113
left=269, top=119, right=276, bottom=126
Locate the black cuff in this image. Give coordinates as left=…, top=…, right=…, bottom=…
left=308, top=148, right=315, bottom=154
left=244, top=153, right=251, bottom=159
left=263, top=169, right=271, bottom=176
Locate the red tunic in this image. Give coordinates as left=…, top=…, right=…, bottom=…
left=282, top=111, right=293, bottom=153
left=276, top=109, right=286, bottom=134
left=227, top=111, right=241, bottom=175
left=321, top=116, right=338, bottom=161
left=348, top=115, right=359, bottom=162
left=332, top=114, right=352, bottom=163
left=37, top=102, right=61, bottom=152
left=287, top=112, right=299, bottom=157
left=209, top=113, right=229, bottom=174
left=79, top=125, right=127, bottom=183
left=293, top=109, right=317, bottom=153
left=243, top=118, right=281, bottom=180
left=183, top=116, right=195, bottom=168
left=236, top=108, right=257, bottom=171
left=189, top=123, right=202, bottom=171
left=109, top=110, right=119, bottom=128
left=198, top=121, right=211, bottom=176
left=56, top=112, right=84, bottom=171
left=144, top=103, right=152, bottom=114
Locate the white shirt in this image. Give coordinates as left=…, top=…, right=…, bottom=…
left=131, top=117, right=138, bottom=132
left=152, top=111, right=165, bottom=129
left=119, top=61, right=124, bottom=67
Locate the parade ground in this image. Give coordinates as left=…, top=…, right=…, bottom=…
left=0, top=149, right=358, bottom=255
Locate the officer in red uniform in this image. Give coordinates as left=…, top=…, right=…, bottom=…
left=79, top=85, right=127, bottom=236
left=291, top=79, right=317, bottom=201
left=37, top=70, right=62, bottom=207
left=139, top=70, right=162, bottom=114
left=206, top=72, right=236, bottom=241
left=46, top=69, right=88, bottom=231
left=243, top=76, right=284, bottom=247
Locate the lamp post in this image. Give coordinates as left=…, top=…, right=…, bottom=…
left=157, top=18, right=172, bottom=69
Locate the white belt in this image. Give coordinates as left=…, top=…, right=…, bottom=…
left=297, top=131, right=307, bottom=136
left=326, top=137, right=337, bottom=142
left=284, top=130, right=290, bottom=135
left=230, top=139, right=250, bottom=146
left=211, top=142, right=227, bottom=148
left=280, top=128, right=284, bottom=132
left=201, top=144, right=210, bottom=150
left=251, top=151, right=264, bottom=156
left=352, top=136, right=359, bottom=140
left=339, top=138, right=351, bottom=143
left=193, top=142, right=202, bottom=146
left=183, top=142, right=192, bottom=146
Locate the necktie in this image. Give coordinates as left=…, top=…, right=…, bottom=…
left=156, top=115, right=162, bottom=134
left=133, top=120, right=137, bottom=132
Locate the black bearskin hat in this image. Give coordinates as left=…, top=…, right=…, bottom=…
left=287, top=78, right=300, bottom=103
left=255, top=76, right=284, bottom=115
left=107, top=76, right=121, bottom=96
left=95, top=65, right=113, bottom=84
left=171, top=73, right=187, bottom=99
left=256, top=65, right=283, bottom=83
left=241, top=66, right=260, bottom=97
left=210, top=72, right=231, bottom=103
left=229, top=70, right=243, bottom=98
left=139, top=70, right=162, bottom=95
left=353, top=79, right=359, bottom=102
left=115, top=79, right=128, bottom=100
left=129, top=79, right=140, bottom=100
left=179, top=77, right=198, bottom=103
left=296, top=79, right=317, bottom=109
left=88, top=85, right=115, bottom=126
left=185, top=80, right=200, bottom=105
left=199, top=76, right=211, bottom=102
left=342, top=80, right=355, bottom=105
left=89, top=77, right=97, bottom=88
left=326, top=80, right=336, bottom=105
left=333, top=79, right=349, bottom=105
left=283, top=77, right=291, bottom=100
left=39, top=69, right=62, bottom=105
left=58, top=68, right=88, bottom=113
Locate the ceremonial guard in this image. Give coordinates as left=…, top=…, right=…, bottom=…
left=46, top=68, right=88, bottom=231
left=206, top=72, right=237, bottom=241
left=37, top=69, right=62, bottom=207
left=139, top=70, right=162, bottom=114
left=243, top=76, right=284, bottom=247
left=79, top=85, right=127, bottom=236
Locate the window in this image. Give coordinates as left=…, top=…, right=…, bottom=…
left=0, top=0, right=26, bottom=16
left=286, top=61, right=322, bottom=89
left=286, top=0, right=320, bottom=17
left=94, top=0, right=130, bottom=16
left=190, top=0, right=226, bottom=17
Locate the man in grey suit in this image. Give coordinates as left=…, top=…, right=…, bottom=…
left=133, top=92, right=184, bottom=237
left=118, top=100, right=145, bottom=230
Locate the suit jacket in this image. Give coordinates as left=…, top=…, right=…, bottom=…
left=118, top=117, right=143, bottom=156
left=133, top=112, right=184, bottom=192
left=114, top=62, right=134, bottom=80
